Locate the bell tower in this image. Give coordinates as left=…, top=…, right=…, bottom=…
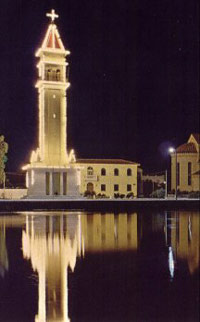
left=35, top=10, right=70, bottom=166
left=23, top=10, right=80, bottom=197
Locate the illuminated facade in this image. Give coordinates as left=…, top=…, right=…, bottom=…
left=22, top=9, right=141, bottom=198
left=170, top=133, right=200, bottom=192
left=23, top=10, right=80, bottom=197
left=77, top=159, right=140, bottom=197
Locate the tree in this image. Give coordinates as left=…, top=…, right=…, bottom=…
left=150, top=187, right=165, bottom=199
left=0, top=135, right=8, bottom=186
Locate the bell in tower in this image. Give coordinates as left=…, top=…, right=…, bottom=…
left=23, top=10, right=80, bottom=198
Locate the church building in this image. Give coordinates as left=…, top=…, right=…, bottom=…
left=23, top=10, right=141, bottom=198
left=170, top=133, right=200, bottom=192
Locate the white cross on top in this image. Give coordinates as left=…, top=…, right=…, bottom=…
left=46, top=9, right=59, bottom=23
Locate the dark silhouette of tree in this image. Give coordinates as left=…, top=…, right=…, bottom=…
left=0, top=135, right=8, bottom=186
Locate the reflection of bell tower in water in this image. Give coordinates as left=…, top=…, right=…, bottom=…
left=21, top=213, right=138, bottom=322
left=22, top=213, right=83, bottom=322
left=23, top=9, right=80, bottom=197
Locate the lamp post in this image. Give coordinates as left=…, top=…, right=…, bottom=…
left=164, top=169, right=168, bottom=199
left=169, top=147, right=177, bottom=200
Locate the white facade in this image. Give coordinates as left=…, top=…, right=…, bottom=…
left=0, top=189, right=27, bottom=199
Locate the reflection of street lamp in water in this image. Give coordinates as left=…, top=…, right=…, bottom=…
left=168, top=246, right=175, bottom=280
left=169, top=147, right=177, bottom=200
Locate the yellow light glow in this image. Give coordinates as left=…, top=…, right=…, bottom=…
left=31, top=170, right=35, bottom=185
left=23, top=10, right=77, bottom=197
left=22, top=214, right=81, bottom=322
left=68, top=149, right=76, bottom=163
left=26, top=172, right=29, bottom=188
left=37, top=61, right=68, bottom=67
left=46, top=9, right=59, bottom=23
left=77, top=169, right=81, bottom=186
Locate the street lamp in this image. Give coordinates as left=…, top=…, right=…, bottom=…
left=169, top=147, right=177, bottom=200
left=164, top=169, right=168, bottom=199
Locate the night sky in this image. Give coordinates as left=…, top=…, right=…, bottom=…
left=0, top=0, right=199, bottom=172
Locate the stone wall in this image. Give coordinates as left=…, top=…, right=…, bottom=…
left=0, top=189, right=27, bottom=199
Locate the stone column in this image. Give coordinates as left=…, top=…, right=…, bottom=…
left=60, top=172, right=63, bottom=195
left=49, top=172, right=53, bottom=196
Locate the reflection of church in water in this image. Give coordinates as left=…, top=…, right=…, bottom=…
left=21, top=212, right=199, bottom=322
left=21, top=213, right=138, bottom=322
left=165, top=211, right=199, bottom=275
left=0, top=212, right=198, bottom=322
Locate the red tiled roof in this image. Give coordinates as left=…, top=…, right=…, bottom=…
left=54, top=34, right=61, bottom=48
left=191, top=133, right=200, bottom=144
left=46, top=29, right=61, bottom=49
left=176, top=143, right=197, bottom=153
left=47, top=30, right=53, bottom=48
left=77, top=159, right=139, bottom=165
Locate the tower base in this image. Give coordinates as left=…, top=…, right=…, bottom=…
left=26, top=166, right=80, bottom=198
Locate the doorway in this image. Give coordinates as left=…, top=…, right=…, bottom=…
left=87, top=182, right=94, bottom=193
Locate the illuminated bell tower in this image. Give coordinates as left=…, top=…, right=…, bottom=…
left=23, top=10, right=80, bottom=197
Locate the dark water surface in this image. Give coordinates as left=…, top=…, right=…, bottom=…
left=0, top=211, right=199, bottom=322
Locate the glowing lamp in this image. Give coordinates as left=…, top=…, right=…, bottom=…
left=169, top=147, right=175, bottom=154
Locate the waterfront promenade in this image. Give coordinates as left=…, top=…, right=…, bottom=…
left=0, top=198, right=199, bottom=212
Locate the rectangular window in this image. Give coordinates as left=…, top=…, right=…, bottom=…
left=114, top=184, right=119, bottom=191
left=63, top=172, right=67, bottom=195
left=101, top=184, right=106, bottom=192
left=188, top=162, right=192, bottom=186
left=52, top=172, right=60, bottom=195
left=177, top=162, right=180, bottom=186
left=127, top=184, right=132, bottom=192
left=46, top=172, right=50, bottom=195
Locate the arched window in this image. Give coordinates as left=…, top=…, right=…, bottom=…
left=127, top=168, right=132, bottom=176
left=56, top=69, right=61, bottom=81
left=101, top=168, right=106, bottom=176
left=87, top=167, right=93, bottom=176
left=114, top=168, right=119, bottom=176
